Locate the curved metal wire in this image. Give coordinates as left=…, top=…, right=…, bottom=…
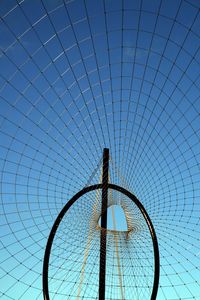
left=43, top=183, right=160, bottom=300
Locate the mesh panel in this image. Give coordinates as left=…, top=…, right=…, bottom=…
left=0, top=0, right=200, bottom=299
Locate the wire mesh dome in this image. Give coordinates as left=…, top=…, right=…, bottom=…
left=0, top=0, right=200, bottom=299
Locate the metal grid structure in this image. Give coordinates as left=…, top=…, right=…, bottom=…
left=0, top=0, right=200, bottom=299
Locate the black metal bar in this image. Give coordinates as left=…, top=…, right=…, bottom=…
left=99, top=148, right=109, bottom=300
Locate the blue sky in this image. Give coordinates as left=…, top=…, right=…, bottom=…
left=0, top=0, right=200, bottom=299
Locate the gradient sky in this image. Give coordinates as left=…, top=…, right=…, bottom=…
left=0, top=0, right=200, bottom=299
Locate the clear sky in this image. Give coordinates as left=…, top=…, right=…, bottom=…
left=0, top=0, right=200, bottom=299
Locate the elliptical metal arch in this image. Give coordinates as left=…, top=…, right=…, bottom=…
left=43, top=183, right=160, bottom=300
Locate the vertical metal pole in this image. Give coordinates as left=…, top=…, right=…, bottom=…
left=99, top=148, right=109, bottom=300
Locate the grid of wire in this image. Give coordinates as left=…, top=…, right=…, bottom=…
left=0, top=0, right=200, bottom=299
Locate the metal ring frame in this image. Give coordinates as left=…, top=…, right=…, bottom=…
left=43, top=183, right=160, bottom=300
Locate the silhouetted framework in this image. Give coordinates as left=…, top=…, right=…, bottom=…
left=99, top=148, right=109, bottom=300
left=1, top=1, right=200, bottom=299
left=43, top=149, right=160, bottom=300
